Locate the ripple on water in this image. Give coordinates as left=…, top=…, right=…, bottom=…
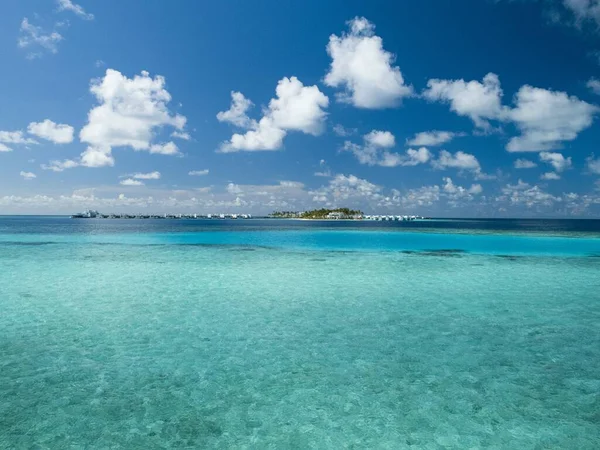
left=0, top=235, right=599, bottom=448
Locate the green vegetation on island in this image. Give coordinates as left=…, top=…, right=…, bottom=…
left=270, top=208, right=363, bottom=219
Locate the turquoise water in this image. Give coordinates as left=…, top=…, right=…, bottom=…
left=1, top=219, right=599, bottom=448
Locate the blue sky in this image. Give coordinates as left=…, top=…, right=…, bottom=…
left=1, top=0, right=600, bottom=216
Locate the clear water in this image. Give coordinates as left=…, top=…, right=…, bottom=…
left=1, top=218, right=599, bottom=448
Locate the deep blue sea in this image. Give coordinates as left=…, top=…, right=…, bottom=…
left=1, top=217, right=599, bottom=448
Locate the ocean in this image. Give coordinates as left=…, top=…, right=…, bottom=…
left=1, top=216, right=599, bottom=449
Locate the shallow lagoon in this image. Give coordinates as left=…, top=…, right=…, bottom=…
left=1, top=218, right=599, bottom=448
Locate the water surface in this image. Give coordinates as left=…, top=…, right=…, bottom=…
left=1, top=217, right=599, bottom=448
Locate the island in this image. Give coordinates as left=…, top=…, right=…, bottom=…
left=270, top=208, right=428, bottom=221
left=270, top=208, right=363, bottom=219
left=70, top=208, right=427, bottom=221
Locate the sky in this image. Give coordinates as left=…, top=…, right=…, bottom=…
left=1, top=0, right=600, bottom=217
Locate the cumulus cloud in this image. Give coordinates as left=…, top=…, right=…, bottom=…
left=120, top=178, right=144, bottom=186
left=364, top=130, right=395, bottom=148
left=27, top=119, right=74, bottom=144
left=314, top=159, right=332, bottom=177
left=18, top=18, right=63, bottom=57
left=424, top=73, right=598, bottom=151
left=223, top=117, right=286, bottom=152
left=311, top=174, right=383, bottom=205
left=57, top=0, right=94, bottom=20
left=130, top=171, right=161, bottom=180
left=588, top=78, right=600, bottom=95
left=149, top=142, right=180, bottom=155
left=406, top=131, right=462, bottom=147
left=399, top=185, right=441, bottom=208
left=401, top=147, right=433, bottom=166
left=80, top=147, right=115, bottom=168
left=74, top=69, right=186, bottom=167
left=432, top=150, right=481, bottom=172
left=423, top=73, right=506, bottom=128
left=219, top=77, right=328, bottom=152
left=442, top=177, right=483, bottom=197
left=506, top=86, right=598, bottom=152
left=563, top=0, right=600, bottom=26
left=189, top=170, right=209, bottom=176
left=217, top=92, right=254, bottom=128
left=0, top=144, right=12, bottom=152
left=344, top=130, right=434, bottom=168
left=0, top=130, right=37, bottom=145
left=343, top=130, right=398, bottom=167
left=541, top=172, right=561, bottom=180
left=268, top=78, right=329, bottom=135
left=171, top=131, right=191, bottom=140
left=514, top=158, right=537, bottom=169
left=498, top=180, right=561, bottom=207
left=324, top=17, right=413, bottom=108
left=20, top=171, right=36, bottom=180
left=332, top=124, right=357, bottom=137
left=41, top=159, right=79, bottom=172
left=539, top=152, right=572, bottom=174
left=587, top=155, right=600, bottom=174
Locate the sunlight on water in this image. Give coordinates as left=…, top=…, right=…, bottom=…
left=1, top=226, right=599, bottom=448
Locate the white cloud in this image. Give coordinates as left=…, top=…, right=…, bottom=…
left=268, top=78, right=329, bottom=135
left=423, top=73, right=506, bottom=128
left=332, top=124, right=357, bottom=137
left=343, top=130, right=398, bottom=166
left=217, top=91, right=254, bottom=128
left=587, top=77, right=600, bottom=95
left=226, top=183, right=243, bottom=195
left=514, top=158, right=537, bottom=169
left=18, top=18, right=63, bottom=57
left=131, top=171, right=161, bottom=180
left=77, top=69, right=186, bottom=166
left=343, top=130, right=434, bottom=168
left=541, top=172, right=561, bottom=180
left=311, top=174, right=383, bottom=205
left=364, top=130, right=395, bottom=148
left=27, top=119, right=74, bottom=144
left=149, top=142, right=180, bottom=155
left=0, top=130, right=37, bottom=145
left=587, top=155, right=600, bottom=174
left=20, top=171, right=36, bottom=180
left=41, top=159, right=79, bottom=172
left=563, top=0, right=600, bottom=26
left=314, top=159, right=332, bottom=177
left=506, top=86, right=598, bottom=152
left=432, top=150, right=481, bottom=172
left=171, top=131, right=191, bottom=140
left=0, top=131, right=38, bottom=152
left=80, top=146, right=114, bottom=168
left=120, top=178, right=144, bottom=186
left=223, top=117, right=286, bottom=152
left=399, top=185, right=441, bottom=207
left=279, top=181, right=305, bottom=189
left=219, top=77, right=328, bottom=152
left=539, top=151, right=572, bottom=173
left=57, top=0, right=94, bottom=20
left=442, top=177, right=483, bottom=196
left=189, top=170, right=209, bottom=176
left=406, top=131, right=462, bottom=147
left=424, top=73, right=598, bottom=152
left=498, top=180, right=561, bottom=207
left=324, top=17, right=413, bottom=108
left=403, top=147, right=433, bottom=166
